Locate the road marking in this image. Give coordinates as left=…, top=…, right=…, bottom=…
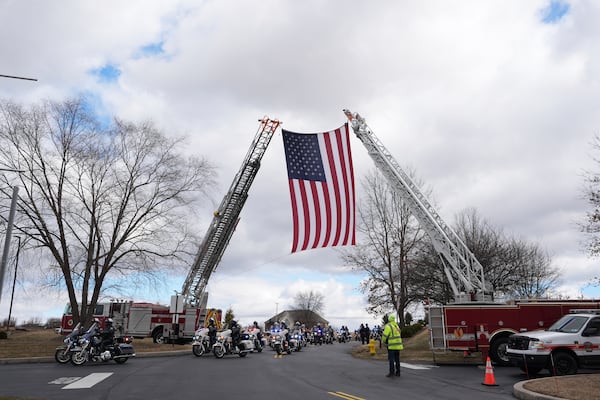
left=328, top=391, right=365, bottom=400
left=49, top=377, right=80, bottom=385
left=400, top=362, right=436, bottom=370
left=62, top=373, right=113, bottom=389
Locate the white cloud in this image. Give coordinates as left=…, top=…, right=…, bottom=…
left=2, top=0, right=600, bottom=329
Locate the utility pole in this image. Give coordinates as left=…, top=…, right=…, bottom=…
left=0, top=186, right=19, bottom=304
left=7, top=236, right=21, bottom=330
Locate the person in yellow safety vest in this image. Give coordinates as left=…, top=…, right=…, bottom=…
left=382, top=314, right=403, bottom=377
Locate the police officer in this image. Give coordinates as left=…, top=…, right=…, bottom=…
left=207, top=318, right=217, bottom=347
left=99, top=318, right=115, bottom=351
left=382, top=314, right=403, bottom=377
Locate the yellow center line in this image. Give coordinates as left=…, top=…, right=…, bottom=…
left=327, top=391, right=366, bottom=400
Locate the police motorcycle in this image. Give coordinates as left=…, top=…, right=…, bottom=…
left=54, top=322, right=82, bottom=363
left=244, top=325, right=264, bottom=353
left=312, top=325, right=324, bottom=345
left=212, top=321, right=254, bottom=358
left=288, top=322, right=305, bottom=352
left=324, top=327, right=335, bottom=344
left=70, top=318, right=135, bottom=365
left=192, top=327, right=211, bottom=357
left=269, top=322, right=291, bottom=355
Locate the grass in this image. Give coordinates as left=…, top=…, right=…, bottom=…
left=350, top=328, right=482, bottom=364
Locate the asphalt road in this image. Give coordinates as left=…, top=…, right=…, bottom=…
left=0, top=343, right=531, bottom=400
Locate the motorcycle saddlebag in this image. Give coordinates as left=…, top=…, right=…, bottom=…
left=118, top=344, right=135, bottom=355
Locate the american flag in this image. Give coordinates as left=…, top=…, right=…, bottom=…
left=282, top=123, right=356, bottom=253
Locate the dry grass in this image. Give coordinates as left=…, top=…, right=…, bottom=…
left=351, top=328, right=481, bottom=365
left=523, top=375, right=600, bottom=400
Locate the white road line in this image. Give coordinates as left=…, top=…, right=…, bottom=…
left=400, top=363, right=434, bottom=370
left=62, top=372, right=113, bottom=389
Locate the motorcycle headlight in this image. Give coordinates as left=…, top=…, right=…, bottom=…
left=63, top=338, right=70, bottom=344
left=192, top=336, right=198, bottom=341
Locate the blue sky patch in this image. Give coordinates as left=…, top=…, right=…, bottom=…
left=140, top=41, right=165, bottom=57
left=540, top=0, right=570, bottom=23
left=91, top=64, right=121, bottom=83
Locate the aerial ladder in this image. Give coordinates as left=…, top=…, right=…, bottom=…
left=343, top=109, right=490, bottom=302
left=180, top=117, right=281, bottom=308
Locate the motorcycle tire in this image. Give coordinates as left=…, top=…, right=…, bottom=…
left=192, top=344, right=205, bottom=357
left=213, top=345, right=225, bottom=359
left=70, top=351, right=88, bottom=366
left=274, top=344, right=282, bottom=355
left=54, top=348, right=71, bottom=364
left=238, top=352, right=247, bottom=358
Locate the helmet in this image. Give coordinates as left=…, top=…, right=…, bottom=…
left=295, top=321, right=300, bottom=326
left=209, top=318, right=215, bottom=323
left=93, top=318, right=100, bottom=324
left=106, top=318, right=113, bottom=325
left=231, top=320, right=237, bottom=326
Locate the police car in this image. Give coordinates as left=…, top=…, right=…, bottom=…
left=507, top=310, right=600, bottom=375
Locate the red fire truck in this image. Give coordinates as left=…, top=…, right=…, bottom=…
left=344, top=110, right=600, bottom=366
left=59, top=118, right=280, bottom=343
left=428, top=299, right=600, bottom=365
left=60, top=300, right=223, bottom=343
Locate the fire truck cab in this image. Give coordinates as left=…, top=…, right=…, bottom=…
left=507, top=310, right=600, bottom=375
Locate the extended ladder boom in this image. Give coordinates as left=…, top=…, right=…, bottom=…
left=343, top=109, right=488, bottom=301
left=181, top=117, right=281, bottom=306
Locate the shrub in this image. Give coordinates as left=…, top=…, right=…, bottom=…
left=0, top=331, right=8, bottom=340
left=401, top=323, right=424, bottom=338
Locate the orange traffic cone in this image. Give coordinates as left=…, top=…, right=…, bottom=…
left=482, top=356, right=498, bottom=386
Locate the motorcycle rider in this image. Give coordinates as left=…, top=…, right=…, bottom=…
left=99, top=318, right=115, bottom=352
left=207, top=318, right=218, bottom=347
left=230, top=320, right=241, bottom=349
left=252, top=321, right=263, bottom=343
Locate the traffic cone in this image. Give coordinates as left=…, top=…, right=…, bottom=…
left=482, top=357, right=498, bottom=386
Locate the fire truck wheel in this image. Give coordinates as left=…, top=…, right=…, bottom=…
left=489, top=336, right=511, bottom=366
left=551, top=352, right=578, bottom=375
left=152, top=331, right=165, bottom=344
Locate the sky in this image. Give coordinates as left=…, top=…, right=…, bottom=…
left=1, top=0, right=600, bottom=330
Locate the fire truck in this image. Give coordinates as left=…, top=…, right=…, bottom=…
left=60, top=117, right=280, bottom=343
left=343, top=110, right=600, bottom=366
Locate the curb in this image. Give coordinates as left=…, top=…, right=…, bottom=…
left=513, top=380, right=567, bottom=400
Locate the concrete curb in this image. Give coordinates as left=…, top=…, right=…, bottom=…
left=513, top=380, right=567, bottom=400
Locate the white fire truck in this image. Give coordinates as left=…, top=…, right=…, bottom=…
left=507, top=309, right=600, bottom=375
left=343, top=110, right=600, bottom=366
left=60, top=117, right=280, bottom=342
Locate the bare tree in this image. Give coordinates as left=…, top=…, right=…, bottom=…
left=292, top=290, right=324, bottom=313
left=341, top=170, right=427, bottom=326
left=291, top=290, right=325, bottom=327
left=448, top=208, right=560, bottom=299
left=0, top=98, right=215, bottom=325
left=582, top=134, right=600, bottom=257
